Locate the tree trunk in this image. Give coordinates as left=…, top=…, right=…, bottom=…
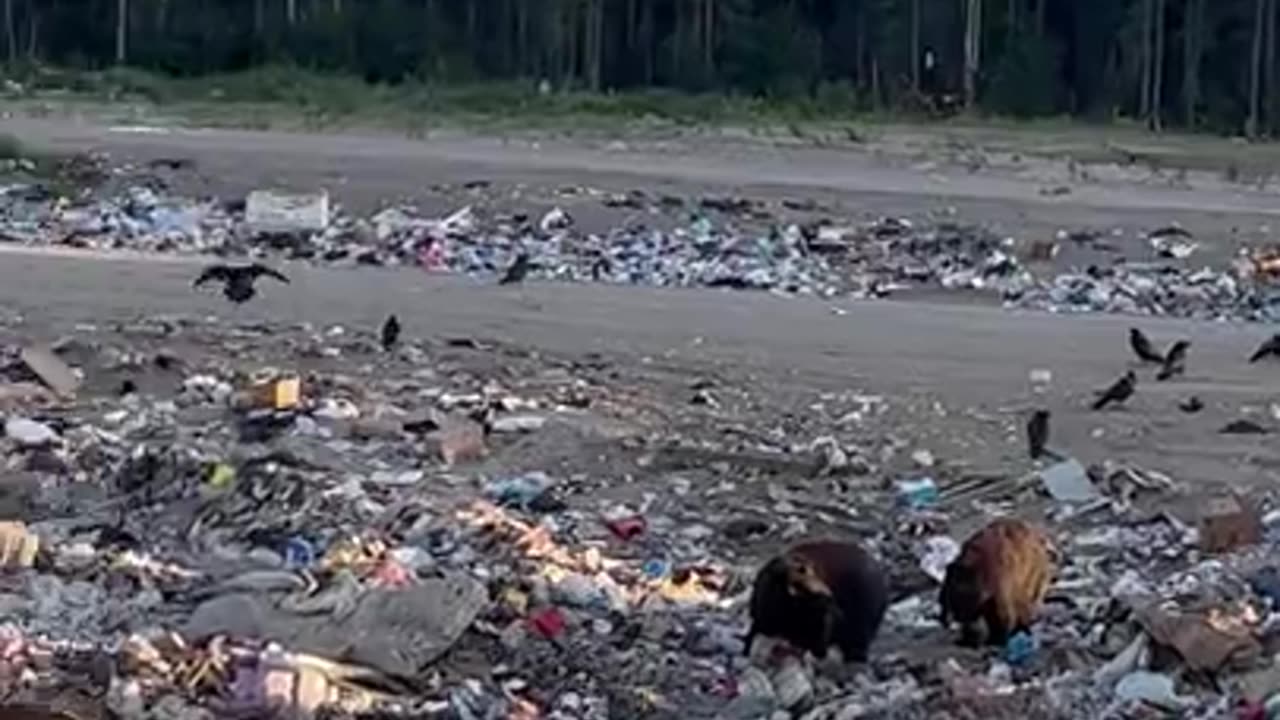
left=911, top=0, right=922, bottom=92
left=1181, top=0, right=1203, bottom=127
left=703, top=0, right=714, bottom=78
left=963, top=0, right=982, bottom=108
left=586, top=0, right=603, bottom=91
left=1146, top=0, right=1157, bottom=118
left=872, top=54, right=882, bottom=110
left=1149, top=0, right=1165, bottom=131
left=25, top=5, right=36, bottom=61
left=565, top=0, right=578, bottom=86
left=641, top=0, right=654, bottom=84
left=1006, top=0, right=1016, bottom=46
left=1267, top=0, right=1278, bottom=133
left=516, top=0, right=528, bottom=75
left=855, top=2, right=866, bottom=90
left=286, top=0, right=297, bottom=25
left=671, top=0, right=683, bottom=79
left=3, top=0, right=13, bottom=63
left=1249, top=0, right=1267, bottom=138
left=115, top=0, right=127, bottom=64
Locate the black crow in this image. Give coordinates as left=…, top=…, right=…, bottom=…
left=1250, top=334, right=1280, bottom=363
left=1026, top=409, right=1050, bottom=460
left=381, top=314, right=401, bottom=351
left=1092, top=371, right=1136, bottom=411
left=499, top=252, right=532, bottom=285
left=193, top=263, right=289, bottom=304
left=1156, top=340, right=1190, bottom=381
left=1129, top=328, right=1165, bottom=364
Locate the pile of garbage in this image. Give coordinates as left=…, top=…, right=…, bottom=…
left=1006, top=261, right=1280, bottom=323
left=0, top=173, right=1027, bottom=297
left=9, top=163, right=1280, bottom=320
left=0, top=310, right=1278, bottom=719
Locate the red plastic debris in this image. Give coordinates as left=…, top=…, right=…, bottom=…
left=605, top=516, right=647, bottom=541
left=370, top=559, right=413, bottom=588
left=526, top=607, right=566, bottom=640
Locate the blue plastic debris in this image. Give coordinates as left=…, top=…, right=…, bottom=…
left=895, top=477, right=939, bottom=509
left=483, top=471, right=556, bottom=509
left=1003, top=631, right=1037, bottom=666
left=283, top=537, right=316, bottom=569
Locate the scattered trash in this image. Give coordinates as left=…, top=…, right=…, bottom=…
left=896, top=477, right=939, bottom=509
left=604, top=515, right=647, bottom=541
left=5, top=416, right=58, bottom=446
left=1038, top=458, right=1099, bottom=503
left=490, top=414, right=547, bottom=433
left=910, top=448, right=935, bottom=468
left=429, top=414, right=488, bottom=466
left=919, top=536, right=960, bottom=583
left=245, top=189, right=330, bottom=234
left=1148, top=225, right=1199, bottom=260
left=20, top=346, right=80, bottom=398
left=1003, top=631, right=1036, bottom=666
left=1114, top=671, right=1194, bottom=711
left=185, top=572, right=487, bottom=677
left=527, top=607, right=567, bottom=641
left=1131, top=601, right=1262, bottom=673
left=1199, top=495, right=1263, bottom=553
left=484, top=472, right=556, bottom=509
left=2, top=163, right=1280, bottom=719
left=252, top=376, right=301, bottom=410
left=0, top=521, right=39, bottom=567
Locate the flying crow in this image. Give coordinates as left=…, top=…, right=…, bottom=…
left=193, top=263, right=289, bottom=304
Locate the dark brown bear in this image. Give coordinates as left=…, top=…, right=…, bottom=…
left=745, top=540, right=889, bottom=663
left=940, top=518, right=1054, bottom=647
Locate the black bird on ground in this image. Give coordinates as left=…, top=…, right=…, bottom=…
left=193, top=263, right=289, bottom=304
left=1129, top=328, right=1165, bottom=364
left=381, top=315, right=401, bottom=351
left=1179, top=396, right=1204, bottom=413
left=499, top=252, right=532, bottom=285
left=1092, top=371, right=1137, bottom=411
left=1250, top=334, right=1280, bottom=363
left=1026, top=409, right=1050, bottom=460
left=1156, top=340, right=1190, bottom=381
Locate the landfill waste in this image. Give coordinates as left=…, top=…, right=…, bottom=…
left=10, top=155, right=1280, bottom=719
left=1038, top=457, right=1099, bottom=503
left=4, top=165, right=1280, bottom=322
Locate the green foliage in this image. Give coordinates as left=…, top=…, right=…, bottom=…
left=0, top=0, right=1273, bottom=133
left=984, top=35, right=1061, bottom=118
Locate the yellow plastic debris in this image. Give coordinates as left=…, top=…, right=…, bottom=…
left=206, top=463, right=237, bottom=490
left=254, top=377, right=301, bottom=410
left=0, top=520, right=39, bottom=568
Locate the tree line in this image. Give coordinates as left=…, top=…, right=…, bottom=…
left=3, top=0, right=1279, bottom=136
